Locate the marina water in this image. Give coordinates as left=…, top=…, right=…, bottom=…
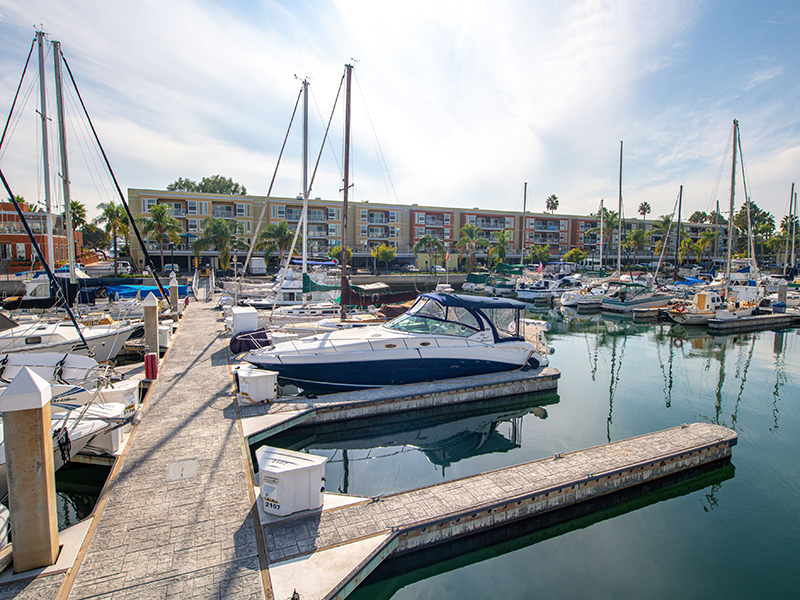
left=264, top=307, right=800, bottom=599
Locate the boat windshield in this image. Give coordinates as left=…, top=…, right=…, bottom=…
left=384, top=296, right=483, bottom=337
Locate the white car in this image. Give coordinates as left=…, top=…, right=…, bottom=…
left=433, top=265, right=446, bottom=274
left=114, top=261, right=132, bottom=274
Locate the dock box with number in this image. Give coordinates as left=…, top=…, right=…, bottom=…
left=255, top=446, right=327, bottom=516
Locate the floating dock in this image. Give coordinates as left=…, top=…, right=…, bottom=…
left=708, top=311, right=800, bottom=333
left=262, top=422, right=737, bottom=600
left=240, top=367, right=560, bottom=445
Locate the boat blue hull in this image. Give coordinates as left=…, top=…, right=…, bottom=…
left=250, top=356, right=543, bottom=393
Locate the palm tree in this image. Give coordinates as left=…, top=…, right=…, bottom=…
left=194, top=217, right=242, bottom=270
left=624, top=228, right=648, bottom=265
left=545, top=195, right=559, bottom=214
left=456, top=223, right=489, bottom=273
left=489, top=231, right=509, bottom=267
left=140, top=203, right=183, bottom=271
left=413, top=234, right=446, bottom=271
left=693, top=237, right=711, bottom=266
left=678, top=237, right=694, bottom=267
left=258, top=220, right=299, bottom=267
left=638, top=202, right=651, bottom=220
left=648, top=215, right=673, bottom=257
left=70, top=200, right=87, bottom=229
left=587, top=208, right=620, bottom=258
left=95, top=201, right=129, bottom=275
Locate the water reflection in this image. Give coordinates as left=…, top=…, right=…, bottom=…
left=350, top=461, right=735, bottom=600
left=260, top=392, right=559, bottom=495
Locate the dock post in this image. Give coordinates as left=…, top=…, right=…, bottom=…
left=778, top=278, right=788, bottom=304
left=169, top=274, right=179, bottom=314
left=143, top=292, right=159, bottom=355
left=0, top=368, right=59, bottom=573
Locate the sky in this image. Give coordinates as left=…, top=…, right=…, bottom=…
left=1, top=0, right=799, bottom=226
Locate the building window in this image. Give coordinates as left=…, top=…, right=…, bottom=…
left=187, top=200, right=197, bottom=215
left=309, top=209, right=324, bottom=222
left=327, top=208, right=339, bottom=221
left=286, top=207, right=302, bottom=221
left=360, top=225, right=368, bottom=237
left=360, top=209, right=369, bottom=222
left=188, top=219, right=198, bottom=233
left=468, top=215, right=476, bottom=225
left=444, top=214, right=451, bottom=225
left=16, top=243, right=25, bottom=260
left=328, top=224, right=338, bottom=237
left=277, top=205, right=285, bottom=219
left=505, top=217, right=513, bottom=228
left=144, top=198, right=156, bottom=213
left=415, top=212, right=426, bottom=224
left=246, top=221, right=251, bottom=233
left=246, top=204, right=251, bottom=218
left=389, top=211, right=399, bottom=223
left=236, top=203, right=245, bottom=218
left=389, top=227, right=398, bottom=238
left=560, top=220, right=568, bottom=230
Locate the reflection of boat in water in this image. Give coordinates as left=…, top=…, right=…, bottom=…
left=259, top=391, right=559, bottom=472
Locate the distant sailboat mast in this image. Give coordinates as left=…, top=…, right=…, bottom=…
left=616, top=141, right=623, bottom=275
left=599, top=198, right=604, bottom=269
left=301, top=77, right=309, bottom=279
left=35, top=30, right=56, bottom=269
left=53, top=39, right=76, bottom=285
left=726, top=119, right=738, bottom=280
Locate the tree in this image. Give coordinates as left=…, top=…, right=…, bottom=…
left=648, top=214, right=673, bottom=257
left=258, top=220, right=300, bottom=266
left=693, top=237, right=711, bottom=266
left=624, top=228, right=648, bottom=263
left=80, top=224, right=110, bottom=254
left=413, top=234, right=446, bottom=271
left=371, top=243, right=397, bottom=273
left=587, top=208, right=620, bottom=257
left=678, top=237, right=694, bottom=266
left=688, top=211, right=709, bottom=224
left=95, top=201, right=129, bottom=275
left=140, top=203, right=183, bottom=271
left=456, top=223, right=489, bottom=273
left=527, top=244, right=551, bottom=265
left=194, top=217, right=243, bottom=270
left=563, top=248, right=587, bottom=264
left=733, top=201, right=774, bottom=257
left=167, top=175, right=247, bottom=195
left=545, top=194, right=559, bottom=214
left=70, top=200, right=87, bottom=229
left=638, top=202, right=651, bottom=220
left=328, top=245, right=352, bottom=264
left=488, top=231, right=509, bottom=267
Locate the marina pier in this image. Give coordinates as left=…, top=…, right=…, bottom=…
left=0, top=301, right=738, bottom=600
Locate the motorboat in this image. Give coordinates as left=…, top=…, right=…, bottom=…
left=665, top=289, right=756, bottom=325
left=601, top=281, right=673, bottom=313
left=244, top=293, right=553, bottom=392
left=0, top=317, right=140, bottom=362
left=560, top=282, right=607, bottom=308
left=516, top=275, right=580, bottom=302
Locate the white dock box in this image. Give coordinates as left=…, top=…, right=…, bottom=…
left=230, top=306, right=259, bottom=335
left=235, top=366, right=278, bottom=404
left=255, top=446, right=327, bottom=516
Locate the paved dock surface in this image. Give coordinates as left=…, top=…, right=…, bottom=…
left=65, top=302, right=266, bottom=600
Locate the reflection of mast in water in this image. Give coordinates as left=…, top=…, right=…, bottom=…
left=770, top=331, right=787, bottom=433
left=729, top=334, right=756, bottom=430
left=606, top=332, right=626, bottom=443
left=703, top=482, right=722, bottom=513
left=654, top=327, right=678, bottom=408
left=713, top=340, right=727, bottom=426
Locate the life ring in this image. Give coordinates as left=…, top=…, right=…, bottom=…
left=674, top=304, right=686, bottom=313
left=675, top=339, right=683, bottom=347
left=580, top=288, right=587, bottom=295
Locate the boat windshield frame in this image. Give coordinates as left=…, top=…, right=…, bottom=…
left=383, top=294, right=526, bottom=343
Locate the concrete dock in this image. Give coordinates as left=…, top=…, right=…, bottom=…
left=0, top=299, right=738, bottom=600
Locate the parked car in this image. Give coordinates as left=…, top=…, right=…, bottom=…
left=401, top=264, right=420, bottom=272
left=163, top=263, right=181, bottom=274
left=115, top=261, right=132, bottom=274
left=433, top=265, right=446, bottom=274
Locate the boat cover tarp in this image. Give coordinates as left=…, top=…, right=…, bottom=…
left=302, top=274, right=339, bottom=293
left=340, top=277, right=419, bottom=307
left=495, top=263, right=524, bottom=275
left=107, top=284, right=189, bottom=299
left=423, top=292, right=527, bottom=311
left=230, top=328, right=270, bottom=354
left=465, top=273, right=488, bottom=284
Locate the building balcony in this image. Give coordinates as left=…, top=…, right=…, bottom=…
left=369, top=216, right=389, bottom=224
left=211, top=208, right=235, bottom=219
left=308, top=230, right=327, bottom=238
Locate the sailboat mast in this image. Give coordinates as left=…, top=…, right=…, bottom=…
left=599, top=198, right=604, bottom=269
left=521, top=182, right=526, bottom=263
left=617, top=141, right=623, bottom=275
left=52, top=40, right=76, bottom=285
left=793, top=190, right=798, bottom=272
left=340, top=64, right=353, bottom=321
left=784, top=182, right=794, bottom=276
left=726, top=119, right=738, bottom=279
left=36, top=31, right=56, bottom=269
left=675, top=185, right=683, bottom=276
left=301, top=78, right=309, bottom=276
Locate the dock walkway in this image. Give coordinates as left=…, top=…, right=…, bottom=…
left=66, top=301, right=266, bottom=599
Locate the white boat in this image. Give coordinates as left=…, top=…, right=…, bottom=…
left=244, top=293, right=553, bottom=393
left=516, top=276, right=580, bottom=301
left=560, top=282, right=607, bottom=308
left=667, top=289, right=729, bottom=325
left=0, top=318, right=140, bottom=361
left=601, top=281, right=673, bottom=313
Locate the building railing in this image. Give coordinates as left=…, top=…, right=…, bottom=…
left=211, top=208, right=234, bottom=219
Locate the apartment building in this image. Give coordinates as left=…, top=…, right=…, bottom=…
left=127, top=188, right=726, bottom=272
